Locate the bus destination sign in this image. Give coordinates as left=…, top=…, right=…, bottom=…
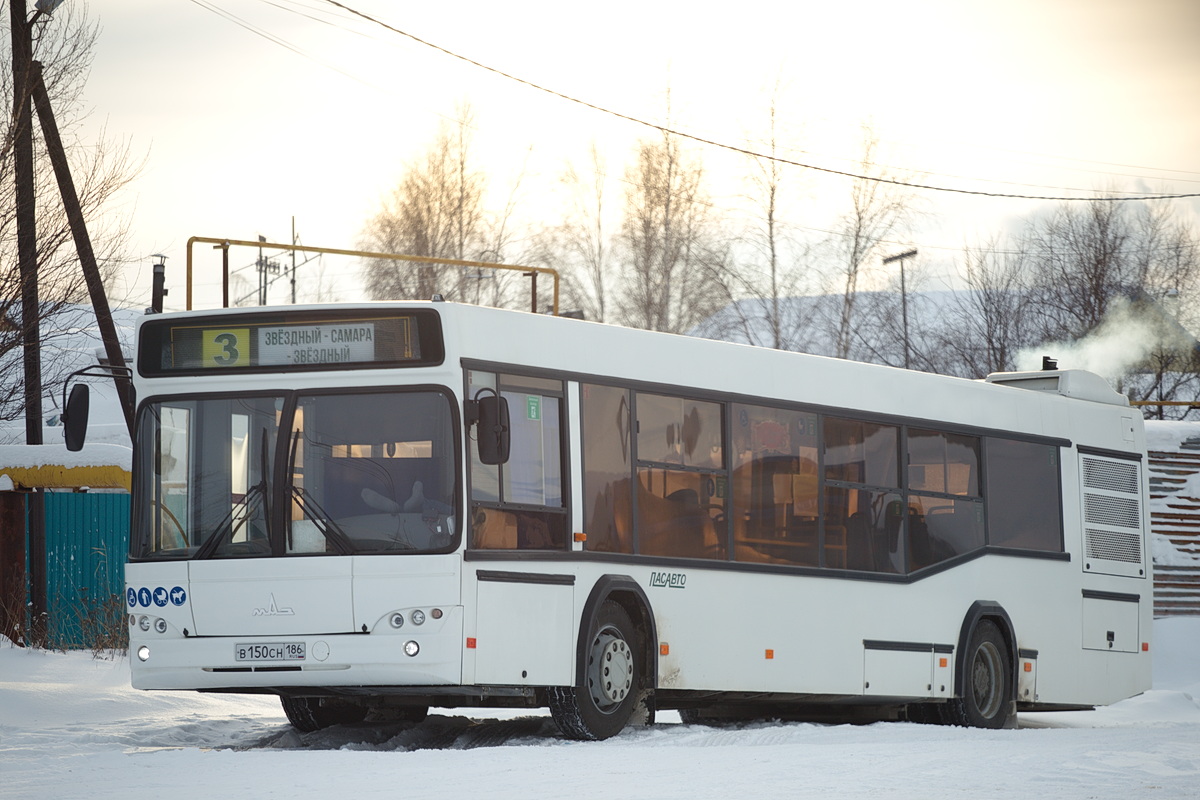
left=256, top=322, right=376, bottom=366
left=139, top=310, right=444, bottom=375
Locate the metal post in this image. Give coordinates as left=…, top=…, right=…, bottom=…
left=290, top=217, right=297, bottom=304
left=215, top=241, right=230, bottom=308
left=882, top=249, right=918, bottom=370
left=524, top=271, right=538, bottom=314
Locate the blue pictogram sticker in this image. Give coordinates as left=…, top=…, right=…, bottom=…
left=169, top=586, right=187, bottom=606
left=127, top=587, right=137, bottom=608
left=137, top=587, right=152, bottom=608
left=152, top=587, right=169, bottom=607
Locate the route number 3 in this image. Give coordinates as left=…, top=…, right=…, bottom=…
left=202, top=328, right=250, bottom=368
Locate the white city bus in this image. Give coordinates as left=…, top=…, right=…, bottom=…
left=92, top=300, right=1152, bottom=739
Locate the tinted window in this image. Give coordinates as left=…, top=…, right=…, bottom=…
left=908, top=429, right=980, bottom=496
left=730, top=404, right=820, bottom=567
left=637, top=394, right=723, bottom=469
left=636, top=468, right=726, bottom=560
left=825, top=418, right=899, bottom=488
left=581, top=384, right=633, bottom=553
left=986, top=439, right=1063, bottom=551
left=907, top=494, right=985, bottom=570
left=823, top=486, right=906, bottom=573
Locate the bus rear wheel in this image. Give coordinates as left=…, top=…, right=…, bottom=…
left=548, top=600, right=641, bottom=740
left=280, top=696, right=369, bottom=732
left=942, top=620, right=1012, bottom=729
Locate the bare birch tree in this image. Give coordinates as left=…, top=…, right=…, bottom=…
left=359, top=104, right=485, bottom=302
left=825, top=128, right=918, bottom=360
left=0, top=5, right=140, bottom=424
left=549, top=143, right=613, bottom=322
left=937, top=237, right=1035, bottom=377
left=714, top=87, right=814, bottom=350
left=616, top=127, right=725, bottom=334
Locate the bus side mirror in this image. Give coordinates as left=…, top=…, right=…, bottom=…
left=471, top=393, right=510, bottom=465
left=63, top=384, right=90, bottom=452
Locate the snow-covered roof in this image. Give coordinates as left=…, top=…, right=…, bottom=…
left=0, top=443, right=131, bottom=490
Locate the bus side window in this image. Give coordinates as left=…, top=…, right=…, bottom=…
left=730, top=404, right=820, bottom=567
left=469, top=372, right=568, bottom=550
left=581, top=384, right=633, bottom=554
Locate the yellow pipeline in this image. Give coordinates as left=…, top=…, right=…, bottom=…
left=185, top=237, right=560, bottom=315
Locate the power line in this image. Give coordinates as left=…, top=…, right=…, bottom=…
left=318, top=0, right=1200, bottom=204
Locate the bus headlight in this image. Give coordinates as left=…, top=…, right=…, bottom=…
left=138, top=616, right=151, bottom=632
left=389, top=612, right=405, bottom=629
left=411, top=610, right=426, bottom=626
left=403, top=640, right=420, bottom=657
left=137, top=646, right=150, bottom=661
left=154, top=618, right=168, bottom=634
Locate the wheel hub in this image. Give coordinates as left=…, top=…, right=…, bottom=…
left=971, top=641, right=1004, bottom=718
left=587, top=631, right=633, bottom=709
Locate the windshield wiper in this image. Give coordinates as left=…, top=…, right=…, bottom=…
left=290, top=484, right=356, bottom=554
left=285, top=429, right=356, bottom=554
left=195, top=429, right=273, bottom=560
left=193, top=479, right=267, bottom=560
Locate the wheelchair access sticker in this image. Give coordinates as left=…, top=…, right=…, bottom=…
left=128, top=586, right=188, bottom=608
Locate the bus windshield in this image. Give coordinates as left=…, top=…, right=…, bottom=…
left=132, top=390, right=458, bottom=559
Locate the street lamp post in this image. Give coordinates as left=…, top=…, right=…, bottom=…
left=883, top=249, right=918, bottom=370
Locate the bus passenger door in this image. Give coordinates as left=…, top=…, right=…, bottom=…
left=463, top=369, right=575, bottom=687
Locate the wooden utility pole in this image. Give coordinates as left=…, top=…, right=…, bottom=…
left=8, top=0, right=45, bottom=647
left=30, top=60, right=136, bottom=439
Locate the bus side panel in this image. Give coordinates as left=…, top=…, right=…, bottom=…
left=469, top=573, right=575, bottom=687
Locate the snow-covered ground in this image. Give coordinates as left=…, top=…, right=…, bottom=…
left=2, top=618, right=1198, bottom=799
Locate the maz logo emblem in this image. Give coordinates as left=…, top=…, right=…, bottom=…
left=252, top=593, right=295, bottom=616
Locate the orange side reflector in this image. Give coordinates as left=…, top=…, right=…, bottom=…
left=939, top=657, right=948, bottom=668
left=1024, top=662, right=1033, bottom=673
left=1142, top=642, right=1150, bottom=652
left=660, top=643, right=669, bottom=656
left=573, top=532, right=587, bottom=543
left=765, top=649, right=774, bottom=660
left=466, top=637, right=477, bottom=649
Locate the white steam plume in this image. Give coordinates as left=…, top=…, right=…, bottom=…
left=1015, top=298, right=1180, bottom=379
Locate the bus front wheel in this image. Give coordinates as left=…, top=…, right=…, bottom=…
left=548, top=600, right=641, bottom=740
left=942, top=619, right=1013, bottom=729
left=280, top=696, right=368, bottom=732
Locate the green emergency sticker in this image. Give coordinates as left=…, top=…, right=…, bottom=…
left=526, top=395, right=541, bottom=420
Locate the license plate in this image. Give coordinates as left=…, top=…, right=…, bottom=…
left=234, top=642, right=305, bottom=662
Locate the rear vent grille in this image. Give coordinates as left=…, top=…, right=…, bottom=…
left=1080, top=454, right=1144, bottom=577
left=1084, top=527, right=1142, bottom=563
left=1083, top=458, right=1139, bottom=494
left=1084, top=494, right=1141, bottom=528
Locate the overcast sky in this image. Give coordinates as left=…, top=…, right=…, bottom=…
left=61, top=0, right=1200, bottom=310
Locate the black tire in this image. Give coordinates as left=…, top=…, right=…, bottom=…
left=906, top=703, right=943, bottom=725
left=548, top=600, right=642, bottom=740
left=942, top=620, right=1013, bottom=729
left=280, top=696, right=369, bottom=732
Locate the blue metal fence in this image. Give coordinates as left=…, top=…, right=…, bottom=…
left=42, top=492, right=130, bottom=648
